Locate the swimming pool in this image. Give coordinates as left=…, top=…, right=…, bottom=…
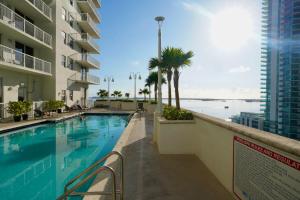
left=0, top=114, right=128, bottom=200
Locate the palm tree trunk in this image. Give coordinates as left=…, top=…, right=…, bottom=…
left=154, top=83, right=157, bottom=102
left=173, top=69, right=180, bottom=109
left=167, top=69, right=172, bottom=106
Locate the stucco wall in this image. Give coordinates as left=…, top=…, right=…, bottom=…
left=156, top=112, right=300, bottom=195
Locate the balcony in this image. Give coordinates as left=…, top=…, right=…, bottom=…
left=10, top=0, right=52, bottom=22
left=77, top=0, right=101, bottom=23
left=71, top=53, right=100, bottom=69
left=0, top=44, right=52, bottom=76
left=0, top=3, right=52, bottom=49
left=69, top=73, right=100, bottom=85
left=77, top=13, right=100, bottom=38
left=92, top=0, right=101, bottom=8
left=71, top=33, right=100, bottom=53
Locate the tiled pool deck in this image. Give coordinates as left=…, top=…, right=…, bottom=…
left=85, top=113, right=233, bottom=200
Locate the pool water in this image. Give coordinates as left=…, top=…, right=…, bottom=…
left=0, top=115, right=128, bottom=200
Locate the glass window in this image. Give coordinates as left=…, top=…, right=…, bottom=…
left=68, top=58, right=74, bottom=70
left=0, top=77, right=3, bottom=103
left=69, top=14, right=74, bottom=27
left=61, top=55, right=66, bottom=67
left=68, top=35, right=74, bottom=48
left=69, top=90, right=73, bottom=101
left=61, top=31, right=67, bottom=44
left=62, top=8, right=66, bottom=21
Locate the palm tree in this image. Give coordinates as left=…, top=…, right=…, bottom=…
left=172, top=48, right=194, bottom=109
left=112, top=91, right=122, bottom=99
left=149, top=47, right=175, bottom=107
left=97, top=89, right=108, bottom=99
left=139, top=88, right=150, bottom=101
left=146, top=71, right=166, bottom=102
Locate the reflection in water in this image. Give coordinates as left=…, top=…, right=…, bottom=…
left=0, top=115, right=128, bottom=200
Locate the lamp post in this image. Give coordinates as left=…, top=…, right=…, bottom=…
left=155, top=16, right=165, bottom=114
left=129, top=72, right=141, bottom=108
left=103, top=76, right=114, bottom=103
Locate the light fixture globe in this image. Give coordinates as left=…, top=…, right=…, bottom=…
left=155, top=16, right=165, bottom=22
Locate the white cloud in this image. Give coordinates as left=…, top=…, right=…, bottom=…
left=229, top=65, right=251, bottom=73
left=181, top=1, right=213, bottom=19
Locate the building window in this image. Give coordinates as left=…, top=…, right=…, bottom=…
left=61, top=55, right=66, bottom=67
left=62, top=8, right=67, bottom=21
left=70, top=0, right=74, bottom=6
left=69, top=90, right=73, bottom=101
left=61, top=90, right=66, bottom=101
left=0, top=77, right=3, bottom=103
left=61, top=31, right=67, bottom=44
left=68, top=58, right=74, bottom=70
left=68, top=35, right=74, bottom=49
left=69, top=14, right=74, bottom=28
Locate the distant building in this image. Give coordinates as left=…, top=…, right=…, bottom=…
left=261, top=0, right=300, bottom=139
left=231, top=112, right=264, bottom=130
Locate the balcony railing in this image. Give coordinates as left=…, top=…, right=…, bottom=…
left=77, top=0, right=100, bottom=22
left=0, top=3, right=52, bottom=47
left=82, top=53, right=99, bottom=67
left=71, top=33, right=100, bottom=52
left=86, top=74, right=100, bottom=84
left=77, top=13, right=100, bottom=37
left=0, top=44, right=51, bottom=75
left=28, top=0, right=52, bottom=20
left=70, top=73, right=100, bottom=84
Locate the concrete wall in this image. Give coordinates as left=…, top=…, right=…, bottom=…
left=155, top=111, right=300, bottom=195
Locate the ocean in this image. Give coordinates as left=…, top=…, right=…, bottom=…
left=163, top=99, right=261, bottom=120
left=90, top=98, right=261, bottom=121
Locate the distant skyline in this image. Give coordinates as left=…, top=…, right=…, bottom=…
left=90, top=0, right=261, bottom=99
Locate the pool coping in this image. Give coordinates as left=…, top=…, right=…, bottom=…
left=0, top=111, right=133, bottom=134
left=84, top=113, right=139, bottom=199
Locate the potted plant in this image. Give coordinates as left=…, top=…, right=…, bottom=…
left=56, top=101, right=64, bottom=113
left=22, top=101, right=32, bottom=120
left=7, top=101, right=23, bottom=122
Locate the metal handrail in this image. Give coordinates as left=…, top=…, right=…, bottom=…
left=28, top=0, right=52, bottom=20
left=0, top=3, right=52, bottom=47
left=57, top=151, right=124, bottom=200
left=0, top=44, right=52, bottom=74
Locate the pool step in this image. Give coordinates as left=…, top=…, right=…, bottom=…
left=57, top=151, right=124, bottom=200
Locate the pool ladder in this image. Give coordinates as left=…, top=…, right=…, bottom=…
left=57, top=151, right=124, bottom=200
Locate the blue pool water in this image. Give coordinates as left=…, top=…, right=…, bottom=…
left=0, top=115, right=128, bottom=200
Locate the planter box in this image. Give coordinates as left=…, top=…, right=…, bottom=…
left=157, top=117, right=196, bottom=154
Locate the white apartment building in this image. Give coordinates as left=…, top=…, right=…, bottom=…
left=0, top=0, right=100, bottom=117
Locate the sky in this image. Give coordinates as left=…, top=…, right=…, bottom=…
left=89, top=0, right=262, bottom=99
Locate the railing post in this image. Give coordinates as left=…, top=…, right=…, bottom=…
left=33, top=57, right=36, bottom=70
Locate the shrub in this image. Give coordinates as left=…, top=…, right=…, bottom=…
left=7, top=101, right=24, bottom=116
left=163, top=106, right=193, bottom=120
left=44, top=100, right=62, bottom=111
left=150, top=101, right=157, bottom=104
left=56, top=101, right=65, bottom=109
left=23, top=101, right=32, bottom=113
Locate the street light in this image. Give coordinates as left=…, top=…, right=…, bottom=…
left=155, top=16, right=165, bottom=114
left=103, top=76, right=114, bottom=103
left=129, top=72, right=141, bottom=108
